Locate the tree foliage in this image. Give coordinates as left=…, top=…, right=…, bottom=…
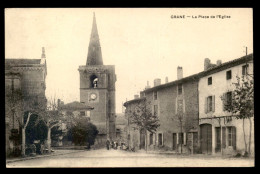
left=128, top=100, right=160, bottom=133
left=222, top=75, right=254, bottom=119
left=66, top=118, right=99, bottom=147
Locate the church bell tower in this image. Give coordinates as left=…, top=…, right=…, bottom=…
left=78, top=13, right=116, bottom=142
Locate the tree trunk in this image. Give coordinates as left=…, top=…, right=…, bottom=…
left=21, top=127, right=26, bottom=157
left=242, top=118, right=248, bottom=154
left=47, top=127, right=51, bottom=153
left=248, top=117, right=252, bottom=155
left=145, top=131, right=147, bottom=153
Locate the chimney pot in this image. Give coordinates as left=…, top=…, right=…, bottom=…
left=204, top=58, right=211, bottom=71
left=154, top=78, right=161, bottom=87
left=216, top=60, right=222, bottom=66
left=145, top=81, right=151, bottom=89
left=165, top=77, right=168, bottom=83
left=177, top=66, right=183, bottom=80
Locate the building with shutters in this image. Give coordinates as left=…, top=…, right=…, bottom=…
left=198, top=54, right=254, bottom=155
left=124, top=67, right=200, bottom=153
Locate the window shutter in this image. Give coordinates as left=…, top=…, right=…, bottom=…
left=184, top=133, right=187, bottom=145
left=175, top=98, right=178, bottom=114
left=183, top=99, right=186, bottom=113
left=162, top=133, right=164, bottom=146
left=205, top=97, right=208, bottom=114
left=232, top=127, right=236, bottom=150
left=222, top=127, right=226, bottom=148
left=177, top=133, right=179, bottom=144
left=222, top=93, right=226, bottom=111
left=212, top=95, right=215, bottom=112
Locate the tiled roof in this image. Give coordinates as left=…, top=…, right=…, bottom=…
left=123, top=97, right=146, bottom=106
left=200, top=53, right=253, bottom=77
left=60, top=101, right=94, bottom=110
left=142, top=53, right=253, bottom=93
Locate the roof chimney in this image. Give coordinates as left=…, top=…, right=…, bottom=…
left=41, top=47, right=46, bottom=58
left=165, top=77, right=168, bottom=83
left=204, top=58, right=211, bottom=71
left=145, top=81, right=151, bottom=89
left=216, top=60, right=222, bottom=66
left=134, top=95, right=139, bottom=99
left=177, top=66, right=183, bottom=80
left=154, top=78, right=161, bottom=87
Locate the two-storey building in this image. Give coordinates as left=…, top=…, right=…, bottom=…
left=198, top=54, right=254, bottom=155
left=124, top=67, right=200, bottom=153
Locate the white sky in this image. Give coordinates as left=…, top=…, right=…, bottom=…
left=5, top=8, right=253, bottom=113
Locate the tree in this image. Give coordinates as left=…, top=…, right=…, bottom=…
left=33, top=97, right=64, bottom=153
left=25, top=113, right=48, bottom=144
left=68, top=118, right=99, bottom=148
left=221, top=74, right=254, bottom=156
left=128, top=100, right=160, bottom=152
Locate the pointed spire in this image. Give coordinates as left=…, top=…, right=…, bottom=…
left=41, top=47, right=46, bottom=58
left=86, top=13, right=103, bottom=65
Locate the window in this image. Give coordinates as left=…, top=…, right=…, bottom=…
left=154, top=105, right=158, bottom=116
left=226, top=70, right=232, bottom=80
left=208, top=77, right=212, bottom=85
left=80, top=111, right=85, bottom=116
left=242, top=65, right=249, bottom=75
left=208, top=96, right=213, bottom=112
left=154, top=91, right=158, bottom=100
left=205, top=95, right=215, bottom=113
left=158, top=133, right=163, bottom=146
left=90, top=75, right=98, bottom=88
left=227, top=127, right=236, bottom=148
left=223, top=92, right=232, bottom=111
left=149, top=133, right=153, bottom=145
left=178, top=83, right=183, bottom=95
left=227, top=92, right=232, bottom=106
left=86, top=111, right=90, bottom=117
left=178, top=133, right=184, bottom=144
left=177, top=99, right=183, bottom=113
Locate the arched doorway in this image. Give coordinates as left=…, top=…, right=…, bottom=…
left=200, top=124, right=212, bottom=154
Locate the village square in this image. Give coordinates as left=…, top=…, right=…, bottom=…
left=5, top=9, right=254, bottom=167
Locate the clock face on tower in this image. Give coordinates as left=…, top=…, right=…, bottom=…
left=90, top=93, right=97, bottom=100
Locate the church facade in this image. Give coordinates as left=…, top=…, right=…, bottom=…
left=78, top=13, right=116, bottom=145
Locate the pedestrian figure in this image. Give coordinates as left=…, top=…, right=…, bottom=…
left=106, top=139, right=110, bottom=150
left=111, top=140, right=114, bottom=149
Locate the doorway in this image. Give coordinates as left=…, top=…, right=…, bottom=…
left=200, top=124, right=212, bottom=154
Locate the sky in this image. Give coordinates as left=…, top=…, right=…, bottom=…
left=5, top=8, right=253, bottom=113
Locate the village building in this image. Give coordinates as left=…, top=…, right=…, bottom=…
left=5, top=47, right=47, bottom=157
left=78, top=13, right=116, bottom=146
left=198, top=54, right=254, bottom=155
left=115, top=113, right=128, bottom=143
left=124, top=67, right=200, bottom=153
left=56, top=100, right=94, bottom=146
left=124, top=97, right=146, bottom=150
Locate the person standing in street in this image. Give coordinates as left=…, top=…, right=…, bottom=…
left=106, top=139, right=110, bottom=150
